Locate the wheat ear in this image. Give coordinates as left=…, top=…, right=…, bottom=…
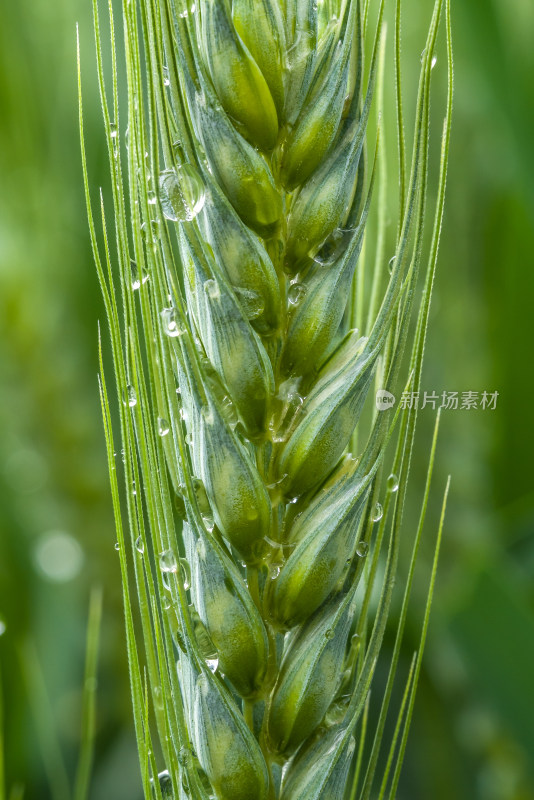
left=79, top=0, right=453, bottom=796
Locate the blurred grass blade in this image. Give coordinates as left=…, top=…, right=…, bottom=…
left=20, top=642, right=70, bottom=800
left=73, top=587, right=103, bottom=800
left=0, top=663, right=4, bottom=800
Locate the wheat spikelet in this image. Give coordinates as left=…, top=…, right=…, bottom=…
left=80, top=0, right=453, bottom=797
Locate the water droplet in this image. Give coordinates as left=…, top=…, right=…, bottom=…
left=175, top=630, right=187, bottom=654
left=387, top=473, right=399, bottom=493
left=129, top=259, right=139, bottom=288
left=114, top=542, right=120, bottom=551
left=269, top=563, right=282, bottom=580
left=202, top=514, right=215, bottom=533
left=156, top=769, right=173, bottom=798
left=271, top=381, right=304, bottom=443
left=123, top=384, right=137, bottom=407
left=371, top=502, right=383, bottom=522
left=0, top=618, right=6, bottom=636
left=356, top=541, right=369, bottom=557
left=200, top=404, right=215, bottom=427
left=388, top=255, right=396, bottom=274
left=160, top=549, right=178, bottom=573
left=140, top=219, right=160, bottom=243
left=132, top=480, right=137, bottom=496
left=313, top=227, right=355, bottom=266
left=288, top=282, right=306, bottom=305
left=162, top=596, right=171, bottom=610
left=179, top=558, right=191, bottom=591
left=267, top=473, right=290, bottom=491
left=206, top=656, right=219, bottom=673
left=178, top=746, right=193, bottom=768
left=135, top=536, right=145, bottom=554
left=147, top=191, right=157, bottom=205
left=288, top=496, right=298, bottom=505
left=159, top=165, right=206, bottom=222
left=130, top=259, right=149, bottom=290
left=160, top=307, right=185, bottom=337
left=325, top=628, right=335, bottom=640
left=153, top=685, right=164, bottom=710
left=162, top=65, right=170, bottom=86
left=286, top=28, right=315, bottom=71
left=110, top=123, right=119, bottom=157
left=174, top=489, right=187, bottom=520
left=220, top=395, right=238, bottom=428
left=233, top=287, right=265, bottom=320
left=162, top=572, right=172, bottom=591
left=325, top=695, right=350, bottom=726
left=203, top=278, right=220, bottom=300
left=179, top=2, right=196, bottom=17
left=431, top=56, right=437, bottom=69
left=158, top=417, right=170, bottom=436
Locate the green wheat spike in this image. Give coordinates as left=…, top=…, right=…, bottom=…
left=79, top=0, right=453, bottom=796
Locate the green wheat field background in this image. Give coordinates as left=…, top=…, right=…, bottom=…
left=1, top=0, right=533, bottom=797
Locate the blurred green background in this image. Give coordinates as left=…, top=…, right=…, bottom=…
left=0, top=0, right=533, bottom=797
